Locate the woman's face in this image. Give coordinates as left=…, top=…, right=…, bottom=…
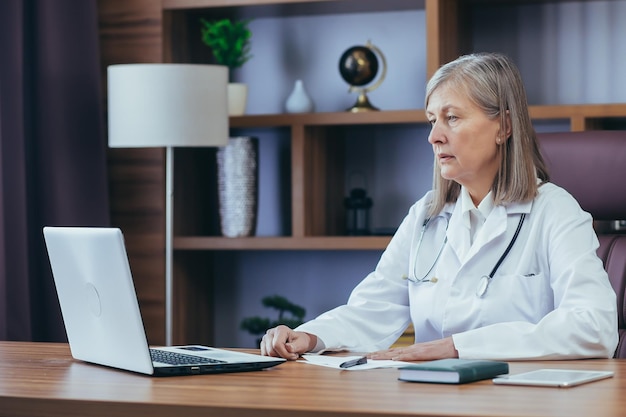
left=426, top=84, right=503, bottom=205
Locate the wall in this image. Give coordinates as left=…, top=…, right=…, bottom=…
left=472, top=1, right=626, bottom=105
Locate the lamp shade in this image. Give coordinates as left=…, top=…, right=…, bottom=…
left=107, top=64, right=229, bottom=148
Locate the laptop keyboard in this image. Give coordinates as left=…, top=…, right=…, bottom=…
left=150, top=349, right=225, bottom=365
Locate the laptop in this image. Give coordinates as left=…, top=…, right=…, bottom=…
left=43, top=226, right=285, bottom=376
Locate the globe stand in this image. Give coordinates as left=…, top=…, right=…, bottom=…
left=347, top=88, right=379, bottom=113
left=339, top=40, right=387, bottom=113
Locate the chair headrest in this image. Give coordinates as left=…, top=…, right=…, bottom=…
left=538, top=131, right=626, bottom=221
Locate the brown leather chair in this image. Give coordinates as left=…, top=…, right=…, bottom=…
left=539, top=131, right=626, bottom=358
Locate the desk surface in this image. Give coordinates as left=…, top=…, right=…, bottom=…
left=0, top=341, right=625, bottom=417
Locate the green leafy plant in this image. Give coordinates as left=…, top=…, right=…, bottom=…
left=200, top=18, right=252, bottom=70
left=240, top=295, right=306, bottom=343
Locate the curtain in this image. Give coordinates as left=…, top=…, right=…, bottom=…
left=0, top=0, right=110, bottom=341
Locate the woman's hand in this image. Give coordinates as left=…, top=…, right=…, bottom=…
left=260, top=325, right=318, bottom=360
left=367, top=337, right=458, bottom=361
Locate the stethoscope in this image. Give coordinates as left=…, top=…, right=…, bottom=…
left=403, top=212, right=526, bottom=298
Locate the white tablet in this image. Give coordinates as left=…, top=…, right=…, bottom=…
left=493, top=369, right=614, bottom=387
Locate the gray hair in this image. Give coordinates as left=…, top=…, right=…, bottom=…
left=424, top=52, right=548, bottom=217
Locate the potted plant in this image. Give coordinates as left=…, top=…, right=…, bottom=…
left=200, top=18, right=252, bottom=115
left=240, top=295, right=306, bottom=346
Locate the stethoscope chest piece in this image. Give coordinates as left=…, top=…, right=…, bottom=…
left=476, top=275, right=490, bottom=298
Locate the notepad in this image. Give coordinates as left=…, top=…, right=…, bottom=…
left=300, top=354, right=411, bottom=370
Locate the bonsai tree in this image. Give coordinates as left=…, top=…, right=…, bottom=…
left=200, top=18, right=253, bottom=70
left=240, top=295, right=306, bottom=344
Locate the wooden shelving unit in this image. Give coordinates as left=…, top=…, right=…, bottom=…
left=174, top=235, right=392, bottom=250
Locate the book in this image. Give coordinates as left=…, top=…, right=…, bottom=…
left=398, top=359, right=509, bottom=384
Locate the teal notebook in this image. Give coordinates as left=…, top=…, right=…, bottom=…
left=398, top=359, right=509, bottom=384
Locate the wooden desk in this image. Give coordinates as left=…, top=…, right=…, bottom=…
left=0, top=341, right=624, bottom=417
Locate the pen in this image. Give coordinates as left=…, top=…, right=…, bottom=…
left=339, top=356, right=368, bottom=369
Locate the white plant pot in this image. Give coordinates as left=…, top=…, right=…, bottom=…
left=228, top=83, right=248, bottom=116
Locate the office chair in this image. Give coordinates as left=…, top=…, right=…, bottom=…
left=539, top=130, right=626, bottom=358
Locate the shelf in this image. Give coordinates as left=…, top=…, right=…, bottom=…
left=529, top=104, right=626, bottom=119
left=230, top=110, right=429, bottom=128
left=174, top=236, right=392, bottom=250
left=228, top=104, right=626, bottom=131
left=162, top=0, right=423, bottom=14
left=162, top=0, right=297, bottom=9
left=529, top=104, right=626, bottom=131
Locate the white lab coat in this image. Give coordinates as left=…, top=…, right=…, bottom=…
left=296, top=183, right=618, bottom=360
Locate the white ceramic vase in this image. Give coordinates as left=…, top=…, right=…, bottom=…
left=285, top=79, right=314, bottom=113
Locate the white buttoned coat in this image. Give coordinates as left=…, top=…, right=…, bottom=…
left=296, top=183, right=618, bottom=360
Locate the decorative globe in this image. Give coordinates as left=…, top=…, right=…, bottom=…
left=339, top=46, right=379, bottom=87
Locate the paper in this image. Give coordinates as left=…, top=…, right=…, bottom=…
left=299, top=354, right=412, bottom=370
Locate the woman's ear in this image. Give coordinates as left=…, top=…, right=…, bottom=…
left=497, top=110, right=512, bottom=144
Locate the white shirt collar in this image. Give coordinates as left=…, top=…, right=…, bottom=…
left=461, top=187, right=494, bottom=217
left=460, top=187, right=495, bottom=244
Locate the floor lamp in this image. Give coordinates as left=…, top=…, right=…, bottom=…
left=107, top=64, right=229, bottom=346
